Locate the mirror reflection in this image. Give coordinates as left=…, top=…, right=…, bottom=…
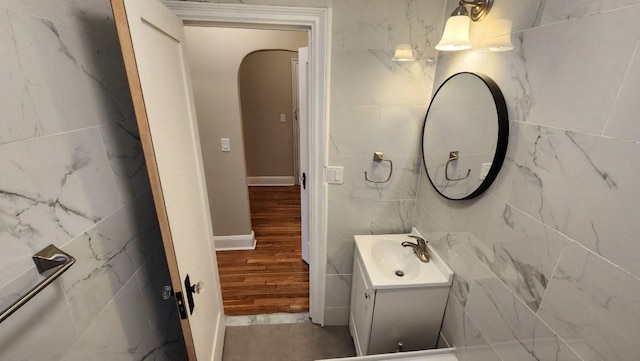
left=422, top=72, right=508, bottom=200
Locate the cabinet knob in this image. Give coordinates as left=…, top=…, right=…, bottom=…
left=364, top=292, right=370, bottom=299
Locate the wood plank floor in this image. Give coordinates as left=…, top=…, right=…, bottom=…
left=216, top=185, right=309, bottom=315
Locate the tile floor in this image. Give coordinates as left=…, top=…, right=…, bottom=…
left=222, top=323, right=356, bottom=361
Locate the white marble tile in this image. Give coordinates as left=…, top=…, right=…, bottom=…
left=466, top=264, right=583, bottom=361
left=479, top=203, right=567, bottom=312
left=539, top=0, right=640, bottom=25
left=324, top=307, right=350, bottom=326
left=387, top=0, right=445, bottom=60
left=0, top=233, right=39, bottom=290
left=61, top=0, right=117, bottom=37
left=61, top=193, right=160, bottom=333
left=136, top=247, right=186, bottom=361
left=325, top=274, right=352, bottom=308
left=495, top=122, right=640, bottom=279
left=327, top=238, right=356, bottom=275
left=331, top=48, right=435, bottom=107
left=0, top=9, right=135, bottom=144
left=604, top=40, right=640, bottom=142
left=331, top=0, right=389, bottom=49
left=440, top=295, right=502, bottom=361
left=0, top=282, right=78, bottom=361
left=428, top=232, right=480, bottom=307
left=0, top=129, right=120, bottom=271
left=0, top=0, right=67, bottom=23
left=328, top=155, right=419, bottom=201
left=416, top=167, right=455, bottom=230
left=0, top=266, right=40, bottom=314
left=538, top=241, right=640, bottom=361
left=99, top=125, right=150, bottom=205
left=0, top=10, right=41, bottom=145
left=417, top=166, right=500, bottom=240
left=414, top=202, right=447, bottom=234
left=327, top=199, right=415, bottom=241
left=519, top=6, right=640, bottom=134
left=329, top=104, right=426, bottom=157
left=59, top=276, right=159, bottom=361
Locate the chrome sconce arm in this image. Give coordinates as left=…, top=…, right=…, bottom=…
left=456, top=0, right=494, bottom=21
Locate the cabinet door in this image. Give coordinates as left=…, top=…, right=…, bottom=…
left=349, top=255, right=375, bottom=356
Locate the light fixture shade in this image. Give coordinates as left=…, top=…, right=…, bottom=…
left=435, top=15, right=472, bottom=51
left=392, top=43, right=415, bottom=61
left=479, top=19, right=513, bottom=52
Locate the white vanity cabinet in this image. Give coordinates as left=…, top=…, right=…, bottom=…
left=349, top=233, right=453, bottom=356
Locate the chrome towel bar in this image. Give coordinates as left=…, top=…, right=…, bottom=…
left=0, top=244, right=75, bottom=324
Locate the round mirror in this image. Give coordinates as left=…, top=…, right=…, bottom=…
left=422, top=72, right=508, bottom=200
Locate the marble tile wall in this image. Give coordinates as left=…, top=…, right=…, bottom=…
left=416, top=1, right=640, bottom=360
left=0, top=1, right=184, bottom=360
left=324, top=0, right=446, bottom=325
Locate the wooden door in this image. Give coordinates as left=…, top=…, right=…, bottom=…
left=111, top=0, right=225, bottom=360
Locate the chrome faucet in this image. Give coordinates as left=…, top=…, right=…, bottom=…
left=401, top=235, right=430, bottom=263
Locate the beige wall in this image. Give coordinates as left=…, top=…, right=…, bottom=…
left=240, top=50, right=298, bottom=177
left=184, top=27, right=307, bottom=236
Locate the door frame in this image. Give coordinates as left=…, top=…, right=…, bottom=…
left=291, top=56, right=300, bottom=186
left=163, top=1, right=330, bottom=325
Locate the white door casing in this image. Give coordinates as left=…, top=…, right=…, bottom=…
left=163, top=1, right=330, bottom=325
left=298, top=47, right=310, bottom=264
left=112, top=0, right=225, bottom=359
left=291, top=57, right=300, bottom=186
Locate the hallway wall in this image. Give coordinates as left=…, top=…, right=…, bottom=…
left=416, top=1, right=640, bottom=360
left=184, top=27, right=307, bottom=237
left=240, top=50, right=298, bottom=180
left=0, top=1, right=184, bottom=360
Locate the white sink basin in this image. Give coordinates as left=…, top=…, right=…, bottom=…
left=370, top=239, right=420, bottom=281
left=354, top=230, right=453, bottom=289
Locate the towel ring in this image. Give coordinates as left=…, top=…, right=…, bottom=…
left=365, top=152, right=393, bottom=184
left=445, top=151, right=471, bottom=181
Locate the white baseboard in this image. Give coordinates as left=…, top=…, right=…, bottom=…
left=214, top=231, right=256, bottom=251
left=247, top=176, right=295, bottom=186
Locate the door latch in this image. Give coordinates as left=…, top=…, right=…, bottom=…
left=175, top=291, right=187, bottom=319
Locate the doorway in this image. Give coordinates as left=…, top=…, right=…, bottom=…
left=212, top=47, right=309, bottom=315
left=167, top=1, right=329, bottom=324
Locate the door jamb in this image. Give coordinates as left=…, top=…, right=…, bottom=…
left=163, top=1, right=329, bottom=325
left=291, top=57, right=300, bottom=186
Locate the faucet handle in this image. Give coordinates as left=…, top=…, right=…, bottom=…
left=408, top=234, right=427, bottom=248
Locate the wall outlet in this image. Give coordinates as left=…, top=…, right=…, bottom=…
left=279, top=113, right=286, bottom=122
left=326, top=166, right=344, bottom=184
left=221, top=138, right=231, bottom=152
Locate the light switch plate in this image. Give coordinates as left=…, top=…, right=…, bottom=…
left=279, top=114, right=286, bottom=123
left=479, top=162, right=492, bottom=180
left=326, top=166, right=344, bottom=184
left=221, top=138, right=231, bottom=152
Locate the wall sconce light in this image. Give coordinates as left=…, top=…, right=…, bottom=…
left=392, top=43, right=416, bottom=61
left=435, top=0, right=494, bottom=51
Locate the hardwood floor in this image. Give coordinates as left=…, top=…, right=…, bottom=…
left=216, top=185, right=309, bottom=315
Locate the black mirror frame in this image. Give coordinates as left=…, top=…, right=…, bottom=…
left=421, top=72, right=509, bottom=200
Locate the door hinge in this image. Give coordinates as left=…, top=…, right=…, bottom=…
left=175, top=291, right=187, bottom=319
